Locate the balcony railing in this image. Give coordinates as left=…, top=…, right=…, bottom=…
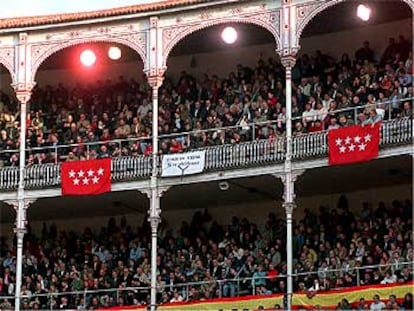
left=0, top=261, right=411, bottom=309
left=0, top=118, right=411, bottom=192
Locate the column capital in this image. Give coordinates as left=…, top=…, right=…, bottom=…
left=149, top=216, right=161, bottom=229
left=4, top=199, right=36, bottom=210
left=145, top=67, right=167, bottom=89
left=138, top=186, right=170, bottom=199
left=12, top=82, right=36, bottom=104
left=280, top=54, right=297, bottom=69
left=273, top=169, right=305, bottom=184
left=282, top=202, right=296, bottom=214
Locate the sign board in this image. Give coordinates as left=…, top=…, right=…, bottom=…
left=161, top=151, right=206, bottom=177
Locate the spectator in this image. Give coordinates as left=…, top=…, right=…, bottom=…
left=370, top=294, right=386, bottom=311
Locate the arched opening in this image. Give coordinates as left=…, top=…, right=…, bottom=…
left=36, top=42, right=144, bottom=88
left=28, top=42, right=146, bottom=163
left=298, top=1, right=412, bottom=64
left=291, top=0, right=412, bottom=132
left=0, top=64, right=18, bottom=168
left=161, top=23, right=283, bottom=153
left=166, top=23, right=278, bottom=80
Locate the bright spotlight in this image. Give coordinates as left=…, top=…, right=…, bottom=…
left=357, top=4, right=371, bottom=21
left=80, top=50, right=96, bottom=67
left=221, top=26, right=238, bottom=44
left=108, top=46, right=122, bottom=60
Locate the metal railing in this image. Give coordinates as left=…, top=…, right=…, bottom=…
left=0, top=155, right=152, bottom=191
left=0, top=97, right=411, bottom=163
left=0, top=261, right=411, bottom=309
left=0, top=117, right=411, bottom=191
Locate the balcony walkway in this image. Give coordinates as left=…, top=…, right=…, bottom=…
left=0, top=118, right=412, bottom=200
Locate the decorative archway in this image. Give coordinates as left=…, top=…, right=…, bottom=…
left=295, top=0, right=414, bottom=47
left=0, top=46, right=16, bottom=85
left=30, top=31, right=147, bottom=80
left=161, top=11, right=281, bottom=68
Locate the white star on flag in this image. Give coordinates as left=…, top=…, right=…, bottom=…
left=87, top=169, right=94, bottom=177
left=82, top=178, right=89, bottom=185
left=92, top=176, right=100, bottom=184
left=348, top=144, right=356, bottom=152
left=97, top=168, right=104, bottom=176
left=364, top=134, right=372, bottom=142
left=339, top=146, right=346, bottom=153
left=69, top=170, right=76, bottom=178
left=345, top=136, right=351, bottom=145
left=354, top=136, right=361, bottom=143
left=78, top=170, right=85, bottom=178
left=358, top=143, right=367, bottom=151
left=335, top=138, right=343, bottom=146
left=73, top=178, right=80, bottom=185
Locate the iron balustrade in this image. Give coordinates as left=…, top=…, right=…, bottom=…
left=0, top=261, right=411, bottom=309
left=0, top=155, right=152, bottom=191
left=0, top=118, right=411, bottom=191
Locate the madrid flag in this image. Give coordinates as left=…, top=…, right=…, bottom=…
left=328, top=123, right=381, bottom=166
left=61, top=158, right=111, bottom=195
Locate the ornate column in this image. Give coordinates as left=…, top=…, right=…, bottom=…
left=9, top=31, right=36, bottom=311
left=280, top=54, right=298, bottom=311
left=146, top=70, right=166, bottom=311
left=278, top=1, right=301, bottom=307
left=139, top=185, right=170, bottom=311
left=5, top=199, right=36, bottom=311
left=143, top=14, right=168, bottom=310
left=274, top=169, right=304, bottom=310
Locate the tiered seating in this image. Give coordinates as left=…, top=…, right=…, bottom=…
left=0, top=36, right=412, bottom=166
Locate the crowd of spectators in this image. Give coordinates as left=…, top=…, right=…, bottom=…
left=0, top=35, right=412, bottom=166
left=0, top=196, right=412, bottom=309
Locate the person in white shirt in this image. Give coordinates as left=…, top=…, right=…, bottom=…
left=380, top=271, right=397, bottom=284
left=302, top=103, right=317, bottom=127
left=170, top=290, right=184, bottom=302
left=370, top=295, right=386, bottom=311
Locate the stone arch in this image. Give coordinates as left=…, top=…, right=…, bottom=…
left=296, top=0, right=414, bottom=47
left=162, top=13, right=281, bottom=68
left=31, top=34, right=147, bottom=79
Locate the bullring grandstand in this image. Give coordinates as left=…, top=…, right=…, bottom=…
left=0, top=0, right=413, bottom=310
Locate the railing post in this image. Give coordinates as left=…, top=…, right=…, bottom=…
left=354, top=107, right=358, bottom=125
left=356, top=267, right=360, bottom=286
left=388, top=103, right=392, bottom=120
left=83, top=289, right=87, bottom=309
left=86, top=144, right=90, bottom=160
left=116, top=288, right=120, bottom=305
left=218, top=281, right=222, bottom=298
left=252, top=124, right=256, bottom=141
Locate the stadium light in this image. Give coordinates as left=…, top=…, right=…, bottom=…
left=108, top=46, right=122, bottom=60
left=357, top=4, right=371, bottom=21
left=221, top=26, right=238, bottom=44
left=80, top=49, right=96, bottom=67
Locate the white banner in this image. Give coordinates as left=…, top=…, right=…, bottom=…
left=161, top=151, right=206, bottom=177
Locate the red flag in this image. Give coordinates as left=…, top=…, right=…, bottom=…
left=328, top=123, right=381, bottom=166
left=61, top=158, right=111, bottom=195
